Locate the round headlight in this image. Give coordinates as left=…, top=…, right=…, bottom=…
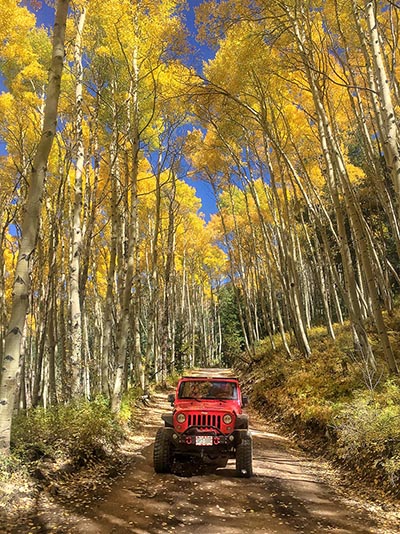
left=176, top=413, right=186, bottom=423
left=223, top=414, right=232, bottom=424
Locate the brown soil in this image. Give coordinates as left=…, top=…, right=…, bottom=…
left=1, top=373, right=400, bottom=534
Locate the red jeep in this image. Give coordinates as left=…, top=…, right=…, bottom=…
left=153, top=376, right=253, bottom=477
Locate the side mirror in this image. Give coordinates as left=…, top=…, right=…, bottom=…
left=242, top=395, right=249, bottom=407
left=168, top=393, right=175, bottom=406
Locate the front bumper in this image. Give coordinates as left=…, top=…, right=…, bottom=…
left=173, top=433, right=234, bottom=447
left=165, top=427, right=249, bottom=454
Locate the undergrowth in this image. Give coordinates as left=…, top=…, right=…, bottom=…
left=1, top=378, right=165, bottom=490
left=241, top=317, right=400, bottom=495
left=0, top=396, right=123, bottom=485
left=0, top=388, right=158, bottom=520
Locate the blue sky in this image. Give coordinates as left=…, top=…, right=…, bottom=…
left=20, top=0, right=218, bottom=220
left=182, top=1, right=218, bottom=220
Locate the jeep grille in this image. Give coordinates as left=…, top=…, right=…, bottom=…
left=187, top=413, right=222, bottom=429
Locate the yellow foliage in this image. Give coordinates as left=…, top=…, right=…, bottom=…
left=346, top=162, right=365, bottom=185
left=0, top=93, right=14, bottom=114
left=307, top=163, right=326, bottom=191
left=0, top=0, right=35, bottom=49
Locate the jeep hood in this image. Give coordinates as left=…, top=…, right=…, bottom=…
left=175, top=400, right=240, bottom=412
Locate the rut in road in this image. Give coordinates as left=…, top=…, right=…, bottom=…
left=6, top=379, right=399, bottom=534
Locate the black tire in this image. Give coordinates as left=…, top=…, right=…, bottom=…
left=236, top=434, right=253, bottom=478
left=153, top=428, right=173, bottom=473
left=215, top=457, right=228, bottom=468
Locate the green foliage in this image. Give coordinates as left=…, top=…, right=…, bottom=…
left=334, top=380, right=400, bottom=484
left=0, top=453, right=27, bottom=483
left=11, top=396, right=122, bottom=464
left=249, top=326, right=360, bottom=426
left=241, top=322, right=400, bottom=491
left=119, top=386, right=144, bottom=424
left=218, top=284, right=245, bottom=365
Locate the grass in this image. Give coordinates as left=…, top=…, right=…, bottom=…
left=239, top=314, right=400, bottom=496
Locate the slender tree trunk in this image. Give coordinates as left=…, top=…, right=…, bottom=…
left=364, top=1, right=400, bottom=212
left=144, top=157, right=162, bottom=382
left=47, top=281, right=58, bottom=406
left=101, top=108, right=120, bottom=397
left=111, top=47, right=140, bottom=412
left=0, top=225, right=10, bottom=370
left=69, top=8, right=86, bottom=397
left=210, top=180, right=251, bottom=355
left=0, top=0, right=69, bottom=454
left=161, top=171, right=177, bottom=379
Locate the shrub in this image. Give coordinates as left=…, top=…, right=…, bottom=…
left=239, top=321, right=400, bottom=494
left=334, top=380, right=400, bottom=485
left=0, top=454, right=27, bottom=483
left=12, top=396, right=123, bottom=464
left=119, top=386, right=144, bottom=424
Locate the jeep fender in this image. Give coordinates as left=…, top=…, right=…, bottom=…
left=162, top=413, right=174, bottom=427
left=235, top=414, right=249, bottom=429
left=157, top=425, right=175, bottom=440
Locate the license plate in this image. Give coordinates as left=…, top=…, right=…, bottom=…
left=195, top=435, right=213, bottom=446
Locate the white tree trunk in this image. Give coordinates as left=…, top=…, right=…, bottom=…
left=365, top=1, right=400, bottom=211
left=0, top=0, right=69, bottom=454
left=111, top=47, right=140, bottom=412
left=69, top=7, right=86, bottom=397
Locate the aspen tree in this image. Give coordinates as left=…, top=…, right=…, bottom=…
left=69, top=6, right=86, bottom=398
left=363, top=0, right=400, bottom=213
left=0, top=0, right=70, bottom=454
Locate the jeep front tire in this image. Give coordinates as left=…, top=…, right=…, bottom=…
left=236, top=433, right=253, bottom=478
left=153, top=428, right=173, bottom=473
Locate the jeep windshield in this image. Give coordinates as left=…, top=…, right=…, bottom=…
left=178, top=380, right=238, bottom=400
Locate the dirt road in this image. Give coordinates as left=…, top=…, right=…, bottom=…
left=5, top=383, right=400, bottom=534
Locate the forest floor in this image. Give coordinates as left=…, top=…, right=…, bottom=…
left=1, top=381, right=400, bottom=533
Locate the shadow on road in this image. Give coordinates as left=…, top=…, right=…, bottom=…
left=2, top=388, right=397, bottom=534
